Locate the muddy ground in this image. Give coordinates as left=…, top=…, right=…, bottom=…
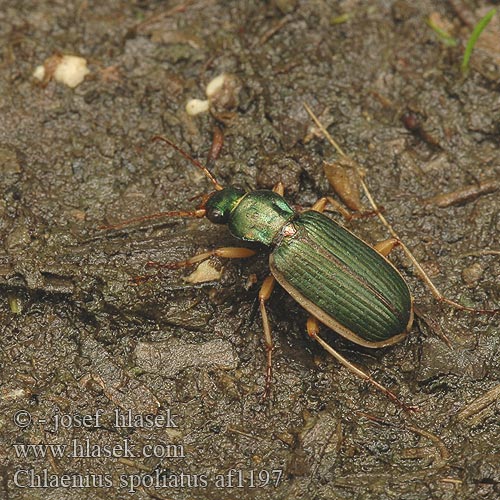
left=0, top=1, right=499, bottom=499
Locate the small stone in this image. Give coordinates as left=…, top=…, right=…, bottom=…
left=462, top=262, right=484, bottom=288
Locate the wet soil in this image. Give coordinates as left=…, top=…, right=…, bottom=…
left=0, top=1, right=499, bottom=499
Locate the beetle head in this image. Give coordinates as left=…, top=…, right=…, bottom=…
left=205, top=187, right=245, bottom=224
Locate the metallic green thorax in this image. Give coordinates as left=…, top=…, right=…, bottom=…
left=207, top=189, right=295, bottom=245
left=229, top=191, right=295, bottom=244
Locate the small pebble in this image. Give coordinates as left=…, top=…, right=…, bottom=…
left=462, top=262, right=484, bottom=288
left=185, top=260, right=223, bottom=283
left=33, top=54, right=90, bottom=88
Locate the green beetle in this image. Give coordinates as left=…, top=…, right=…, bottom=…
left=205, top=186, right=413, bottom=347
left=113, top=135, right=414, bottom=407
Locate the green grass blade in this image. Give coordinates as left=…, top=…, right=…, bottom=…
left=426, top=18, right=458, bottom=47
left=461, top=8, right=497, bottom=75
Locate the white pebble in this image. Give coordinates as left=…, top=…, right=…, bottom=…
left=186, top=98, right=210, bottom=116
left=33, top=55, right=90, bottom=88
left=185, top=260, right=222, bottom=283
left=53, top=55, right=90, bottom=88
left=33, top=65, right=46, bottom=81
left=205, top=73, right=227, bottom=98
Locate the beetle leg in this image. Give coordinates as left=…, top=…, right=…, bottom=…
left=311, top=196, right=352, bottom=220
left=306, top=316, right=416, bottom=411
left=146, top=247, right=256, bottom=269
left=357, top=170, right=499, bottom=313
left=311, top=196, right=379, bottom=221
left=259, top=274, right=276, bottom=399
left=374, top=238, right=400, bottom=257
left=272, top=182, right=285, bottom=196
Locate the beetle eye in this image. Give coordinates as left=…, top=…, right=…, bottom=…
left=207, top=208, right=226, bottom=224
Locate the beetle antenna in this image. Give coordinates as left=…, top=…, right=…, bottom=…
left=100, top=137, right=219, bottom=231
left=304, top=102, right=499, bottom=314
left=152, top=135, right=224, bottom=191
left=100, top=208, right=206, bottom=230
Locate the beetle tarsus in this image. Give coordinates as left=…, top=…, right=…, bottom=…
left=436, top=296, right=499, bottom=315
left=130, top=274, right=152, bottom=285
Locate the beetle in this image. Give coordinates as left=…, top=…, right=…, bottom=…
left=202, top=183, right=415, bottom=404
left=105, top=134, right=416, bottom=407
left=105, top=108, right=498, bottom=408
